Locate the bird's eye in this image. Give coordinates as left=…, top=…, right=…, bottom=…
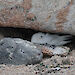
left=49, top=45, right=56, bottom=49
left=40, top=36, right=43, bottom=38
left=45, top=43, right=47, bottom=45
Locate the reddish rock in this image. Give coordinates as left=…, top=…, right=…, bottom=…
left=0, top=0, right=75, bottom=35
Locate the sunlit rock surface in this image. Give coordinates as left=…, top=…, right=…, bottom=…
left=0, top=0, right=75, bottom=35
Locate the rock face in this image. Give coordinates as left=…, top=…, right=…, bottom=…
left=0, top=38, right=43, bottom=65
left=0, top=0, right=75, bottom=35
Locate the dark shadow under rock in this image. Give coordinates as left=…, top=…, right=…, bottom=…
left=0, top=27, right=38, bottom=41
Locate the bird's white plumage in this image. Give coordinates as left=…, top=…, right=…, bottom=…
left=31, top=32, right=71, bottom=46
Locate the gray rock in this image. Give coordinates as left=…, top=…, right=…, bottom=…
left=0, top=38, right=16, bottom=64
left=0, top=38, right=43, bottom=65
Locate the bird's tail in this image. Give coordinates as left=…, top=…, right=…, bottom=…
left=50, top=35, right=72, bottom=46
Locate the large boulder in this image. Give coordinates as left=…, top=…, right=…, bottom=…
left=0, top=0, right=75, bottom=35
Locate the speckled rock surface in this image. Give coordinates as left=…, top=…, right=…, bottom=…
left=0, top=50, right=75, bottom=75
left=0, top=0, right=75, bottom=35
left=0, top=38, right=43, bottom=65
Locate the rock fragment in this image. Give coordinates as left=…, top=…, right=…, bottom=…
left=41, top=45, right=70, bottom=56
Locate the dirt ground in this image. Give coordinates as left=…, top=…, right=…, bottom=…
left=0, top=28, right=75, bottom=75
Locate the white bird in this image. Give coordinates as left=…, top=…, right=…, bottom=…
left=31, top=32, right=71, bottom=46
